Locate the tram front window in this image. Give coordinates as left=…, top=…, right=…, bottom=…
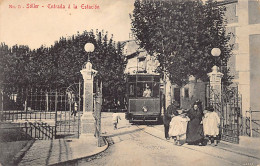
left=137, top=82, right=155, bottom=98
left=128, top=75, right=160, bottom=98
left=143, top=84, right=152, bottom=97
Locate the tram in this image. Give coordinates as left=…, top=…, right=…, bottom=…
left=125, top=73, right=163, bottom=123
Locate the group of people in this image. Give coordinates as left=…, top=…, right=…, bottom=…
left=163, top=100, right=220, bottom=146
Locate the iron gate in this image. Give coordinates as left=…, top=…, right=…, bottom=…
left=0, top=83, right=83, bottom=139
left=55, top=82, right=83, bottom=138
left=207, top=84, right=242, bottom=143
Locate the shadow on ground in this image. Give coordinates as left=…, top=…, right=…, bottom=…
left=0, top=122, right=33, bottom=166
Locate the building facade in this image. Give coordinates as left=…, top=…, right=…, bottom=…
left=220, top=0, right=260, bottom=115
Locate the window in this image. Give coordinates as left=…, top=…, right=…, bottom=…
left=128, top=75, right=160, bottom=98
left=152, top=82, right=159, bottom=98
left=153, top=76, right=160, bottom=82
left=128, top=76, right=136, bottom=82
left=137, top=76, right=152, bottom=81
left=184, top=88, right=189, bottom=98
left=249, top=1, right=260, bottom=24
left=137, top=82, right=152, bottom=97
left=174, top=88, right=180, bottom=103
left=129, top=83, right=136, bottom=97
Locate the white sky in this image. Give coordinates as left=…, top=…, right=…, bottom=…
left=0, top=0, right=135, bottom=49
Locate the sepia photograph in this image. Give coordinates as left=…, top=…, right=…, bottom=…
left=0, top=0, right=260, bottom=165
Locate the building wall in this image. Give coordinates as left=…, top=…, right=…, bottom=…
left=180, top=81, right=207, bottom=110
left=125, top=57, right=139, bottom=74
left=249, top=34, right=260, bottom=111
left=169, top=76, right=207, bottom=110
left=222, top=0, right=260, bottom=115
left=236, top=0, right=260, bottom=115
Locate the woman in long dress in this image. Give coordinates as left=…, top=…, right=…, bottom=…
left=186, top=100, right=205, bottom=145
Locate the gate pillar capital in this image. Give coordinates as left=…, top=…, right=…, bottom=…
left=208, top=66, right=223, bottom=84
left=208, top=65, right=223, bottom=104
left=81, top=61, right=97, bottom=81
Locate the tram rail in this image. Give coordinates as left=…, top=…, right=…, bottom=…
left=135, top=125, right=260, bottom=164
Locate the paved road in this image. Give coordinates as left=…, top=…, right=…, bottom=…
left=78, top=113, right=260, bottom=166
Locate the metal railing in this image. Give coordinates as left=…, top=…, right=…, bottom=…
left=0, top=88, right=61, bottom=122
left=0, top=122, right=55, bottom=140
left=23, top=122, right=55, bottom=139
left=246, top=108, right=260, bottom=137
left=206, top=84, right=242, bottom=143
left=1, top=85, right=83, bottom=140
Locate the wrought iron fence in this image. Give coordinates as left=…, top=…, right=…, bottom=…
left=0, top=83, right=83, bottom=140
left=22, top=122, right=55, bottom=139
left=206, top=84, right=242, bottom=143
left=0, top=121, right=55, bottom=140
left=246, top=108, right=260, bottom=137
left=1, top=87, right=63, bottom=122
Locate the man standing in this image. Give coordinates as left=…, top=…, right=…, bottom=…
left=163, top=100, right=179, bottom=140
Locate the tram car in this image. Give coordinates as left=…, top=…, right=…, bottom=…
left=125, top=73, right=163, bottom=123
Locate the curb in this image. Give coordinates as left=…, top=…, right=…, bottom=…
left=48, top=136, right=109, bottom=166
left=11, top=140, right=35, bottom=166
left=217, top=141, right=260, bottom=160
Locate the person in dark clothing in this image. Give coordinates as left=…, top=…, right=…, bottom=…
left=163, top=100, right=179, bottom=140
left=186, top=100, right=206, bottom=145
left=71, top=101, right=78, bottom=117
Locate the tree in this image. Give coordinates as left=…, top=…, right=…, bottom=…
left=47, top=30, right=127, bottom=108
left=0, top=43, right=33, bottom=88
left=131, top=0, right=233, bottom=86
left=0, top=30, right=127, bottom=109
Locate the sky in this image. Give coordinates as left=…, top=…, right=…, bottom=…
left=0, top=0, right=135, bottom=49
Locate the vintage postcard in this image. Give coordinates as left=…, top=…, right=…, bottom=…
left=0, top=0, right=260, bottom=165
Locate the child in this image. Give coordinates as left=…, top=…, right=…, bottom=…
left=169, top=109, right=190, bottom=145
left=112, top=111, right=121, bottom=130
left=202, top=106, right=220, bottom=146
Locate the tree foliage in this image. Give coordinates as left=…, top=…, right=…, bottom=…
left=131, top=0, right=233, bottom=86
left=0, top=44, right=32, bottom=87
left=0, top=30, right=126, bottom=108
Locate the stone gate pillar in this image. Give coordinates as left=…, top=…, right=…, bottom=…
left=80, top=61, right=97, bottom=138
left=165, top=76, right=172, bottom=109
left=208, top=66, right=223, bottom=104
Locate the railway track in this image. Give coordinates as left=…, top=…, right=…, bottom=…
left=136, top=125, right=260, bottom=166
